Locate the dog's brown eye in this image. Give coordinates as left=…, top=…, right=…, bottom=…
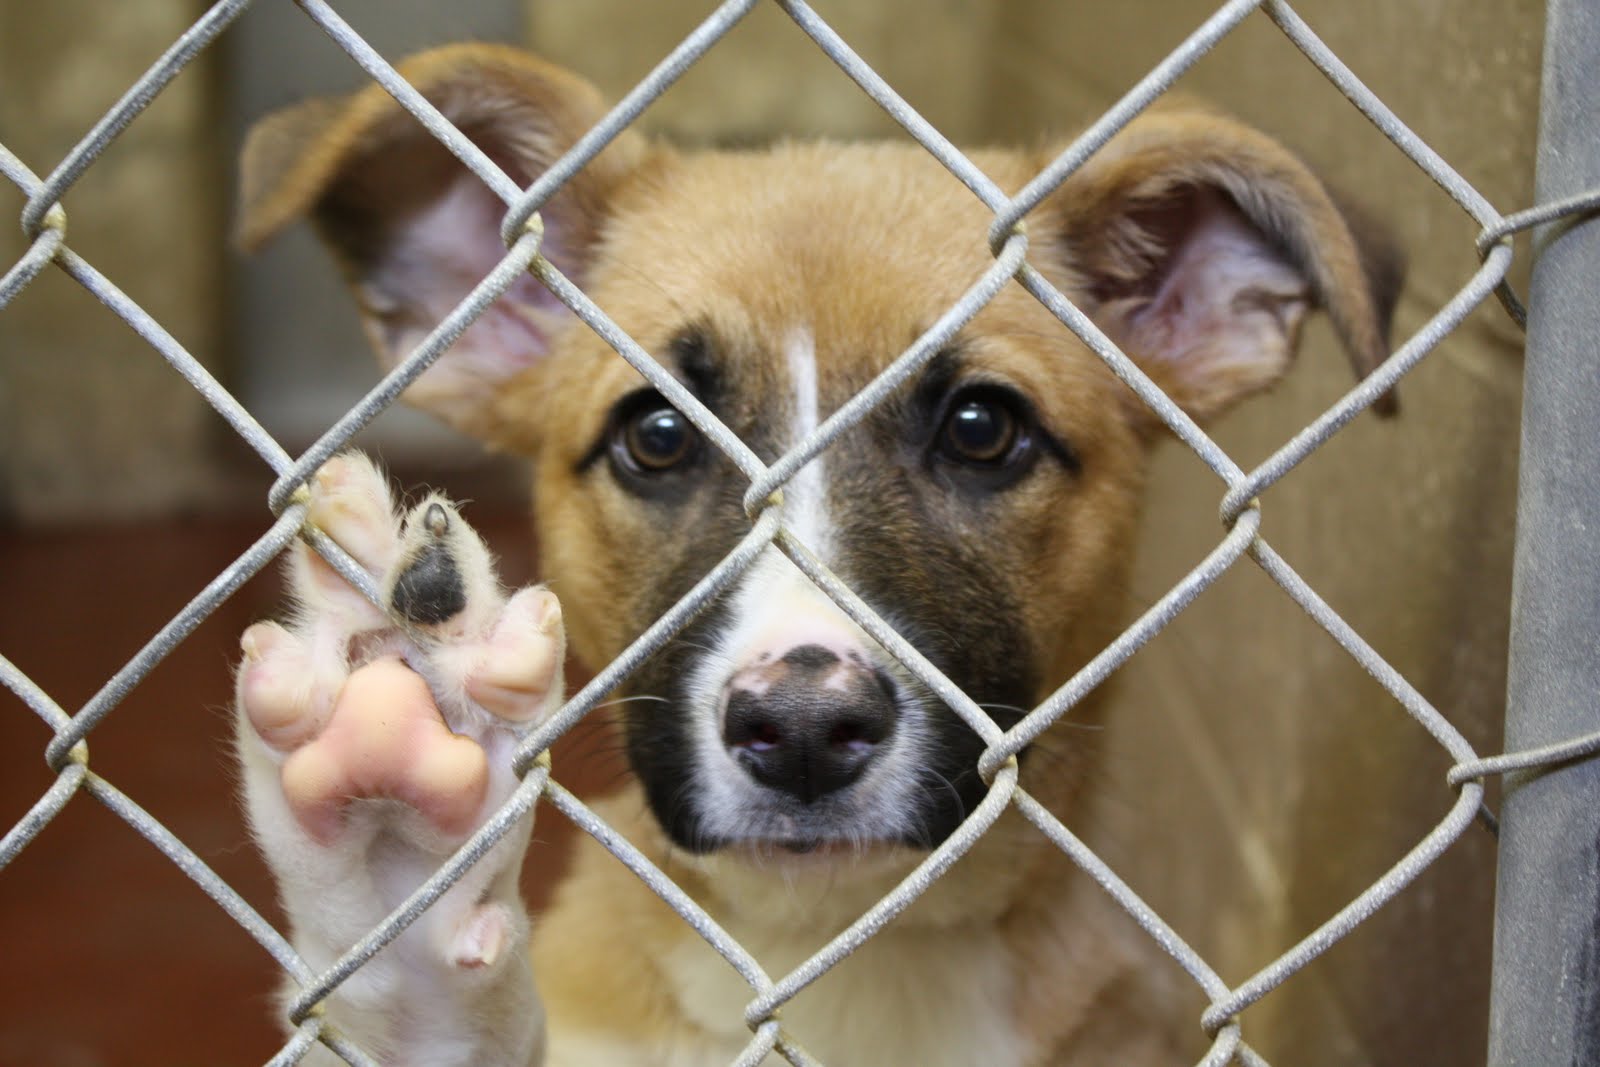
left=620, top=402, right=697, bottom=473
left=597, top=388, right=705, bottom=495
left=940, top=393, right=1021, bottom=466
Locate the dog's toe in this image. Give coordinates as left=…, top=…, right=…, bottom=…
left=287, top=453, right=402, bottom=631
left=238, top=620, right=337, bottom=751
left=307, top=453, right=403, bottom=575
left=463, top=587, right=565, bottom=724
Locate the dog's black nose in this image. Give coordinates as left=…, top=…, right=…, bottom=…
left=722, top=644, right=897, bottom=804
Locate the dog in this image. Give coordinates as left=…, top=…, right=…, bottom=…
left=232, top=44, right=1400, bottom=1066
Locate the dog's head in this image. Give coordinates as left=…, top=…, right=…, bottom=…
left=241, top=45, right=1399, bottom=875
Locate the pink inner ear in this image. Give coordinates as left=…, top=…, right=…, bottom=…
left=374, top=169, right=563, bottom=323
left=360, top=169, right=574, bottom=430
left=1112, top=192, right=1312, bottom=417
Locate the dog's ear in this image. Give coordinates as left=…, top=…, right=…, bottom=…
left=1040, top=108, right=1403, bottom=425
left=238, top=44, right=645, bottom=439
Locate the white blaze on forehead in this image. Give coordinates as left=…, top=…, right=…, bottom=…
left=676, top=327, right=931, bottom=847
left=693, top=325, right=841, bottom=679
left=783, top=327, right=830, bottom=553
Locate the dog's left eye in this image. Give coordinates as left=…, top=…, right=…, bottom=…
left=612, top=392, right=700, bottom=476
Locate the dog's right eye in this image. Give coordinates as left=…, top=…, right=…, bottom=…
left=610, top=392, right=700, bottom=478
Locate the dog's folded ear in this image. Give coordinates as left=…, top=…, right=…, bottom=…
left=237, top=44, right=644, bottom=439
left=1040, top=108, right=1404, bottom=425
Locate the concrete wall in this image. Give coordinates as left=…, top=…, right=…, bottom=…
left=0, top=0, right=535, bottom=524
left=0, top=0, right=237, bottom=523
left=528, top=2, right=1535, bottom=1063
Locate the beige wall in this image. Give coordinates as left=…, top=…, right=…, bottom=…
left=529, top=2, right=1534, bottom=1063
left=0, top=0, right=239, bottom=523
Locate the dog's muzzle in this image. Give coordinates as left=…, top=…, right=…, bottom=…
left=721, top=643, right=898, bottom=804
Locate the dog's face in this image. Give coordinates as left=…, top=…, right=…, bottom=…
left=241, top=46, right=1397, bottom=866
left=516, top=143, right=1159, bottom=856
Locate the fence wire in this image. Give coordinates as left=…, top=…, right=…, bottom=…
left=3, top=1, right=1600, bottom=1064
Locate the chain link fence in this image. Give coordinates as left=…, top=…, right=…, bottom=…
left=3, top=1, right=1599, bottom=1063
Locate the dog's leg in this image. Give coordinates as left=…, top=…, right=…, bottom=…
left=236, top=454, right=562, bottom=1066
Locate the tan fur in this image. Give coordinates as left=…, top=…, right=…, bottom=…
left=238, top=44, right=1400, bottom=1065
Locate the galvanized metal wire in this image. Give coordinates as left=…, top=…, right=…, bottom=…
left=3, top=1, right=1599, bottom=1064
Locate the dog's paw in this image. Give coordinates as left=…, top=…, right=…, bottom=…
left=235, top=453, right=561, bottom=972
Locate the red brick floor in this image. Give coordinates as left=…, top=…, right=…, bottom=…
left=0, top=513, right=616, bottom=1067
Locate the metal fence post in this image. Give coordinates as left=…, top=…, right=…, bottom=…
left=1488, top=1, right=1600, bottom=1063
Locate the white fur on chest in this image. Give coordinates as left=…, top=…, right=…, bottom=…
left=659, top=918, right=1026, bottom=1067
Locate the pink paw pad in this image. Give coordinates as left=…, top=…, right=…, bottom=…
left=281, top=658, right=489, bottom=846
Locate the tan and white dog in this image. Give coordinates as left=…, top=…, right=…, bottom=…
left=232, top=44, right=1400, bottom=1066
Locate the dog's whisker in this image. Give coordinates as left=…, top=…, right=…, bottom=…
left=588, top=693, right=671, bottom=710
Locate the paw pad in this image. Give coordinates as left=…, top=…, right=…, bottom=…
left=280, top=658, right=490, bottom=846
left=449, top=901, right=515, bottom=970
left=390, top=502, right=469, bottom=625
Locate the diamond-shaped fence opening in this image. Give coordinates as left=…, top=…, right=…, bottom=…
left=3, top=1, right=1599, bottom=1064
